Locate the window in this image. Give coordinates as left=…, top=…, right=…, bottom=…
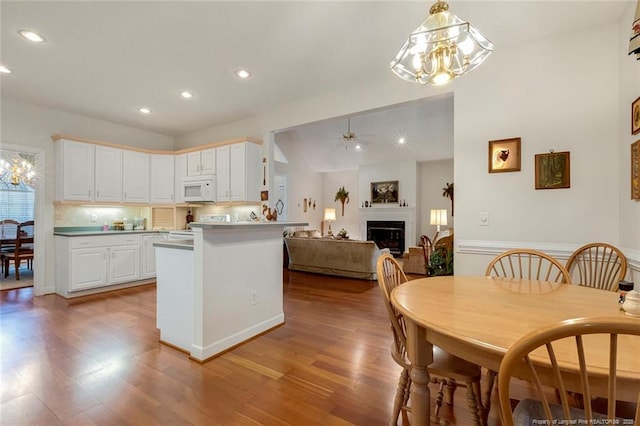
left=0, top=184, right=34, bottom=222
left=0, top=150, right=35, bottom=222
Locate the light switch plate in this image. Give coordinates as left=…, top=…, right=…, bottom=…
left=479, top=212, right=489, bottom=226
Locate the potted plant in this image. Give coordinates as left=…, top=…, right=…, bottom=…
left=427, top=247, right=453, bottom=276
left=336, top=228, right=349, bottom=239
left=334, top=186, right=350, bottom=216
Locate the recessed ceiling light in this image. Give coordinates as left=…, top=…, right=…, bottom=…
left=355, top=144, right=362, bottom=150
left=139, top=107, right=151, bottom=114
left=180, top=91, right=193, bottom=99
left=0, top=65, right=12, bottom=74
left=235, top=69, right=252, bottom=79
left=18, top=30, right=45, bottom=43
left=398, top=138, right=406, bottom=144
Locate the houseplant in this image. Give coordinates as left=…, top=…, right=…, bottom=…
left=334, top=186, right=350, bottom=216
left=427, top=247, right=453, bottom=276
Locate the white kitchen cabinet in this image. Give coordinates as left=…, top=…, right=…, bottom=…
left=216, top=141, right=260, bottom=202
left=150, top=154, right=174, bottom=204
left=95, top=145, right=123, bottom=202
left=70, top=247, right=109, bottom=290
left=123, top=151, right=150, bottom=203
left=174, top=153, right=187, bottom=204
left=186, top=148, right=215, bottom=176
left=56, top=234, right=147, bottom=297
left=55, top=139, right=95, bottom=201
left=141, top=234, right=168, bottom=278
left=109, top=244, right=140, bottom=284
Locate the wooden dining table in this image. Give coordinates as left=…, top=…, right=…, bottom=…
left=390, top=275, right=640, bottom=426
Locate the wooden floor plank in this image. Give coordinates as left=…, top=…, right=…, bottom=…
left=1, top=270, right=497, bottom=425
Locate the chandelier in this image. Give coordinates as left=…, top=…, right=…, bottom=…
left=0, top=156, right=36, bottom=187
left=390, top=0, right=493, bottom=86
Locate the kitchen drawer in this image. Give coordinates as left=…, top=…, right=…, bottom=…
left=70, top=234, right=142, bottom=249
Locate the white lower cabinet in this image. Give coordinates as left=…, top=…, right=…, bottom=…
left=141, top=234, right=168, bottom=278
left=70, top=247, right=108, bottom=290
left=56, top=233, right=159, bottom=297
left=109, top=244, right=140, bottom=284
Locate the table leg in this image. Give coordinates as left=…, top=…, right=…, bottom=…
left=404, top=319, right=433, bottom=426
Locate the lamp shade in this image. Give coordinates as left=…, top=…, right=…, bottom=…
left=429, top=209, right=448, bottom=226
left=390, top=0, right=493, bottom=85
left=324, top=208, right=336, bottom=222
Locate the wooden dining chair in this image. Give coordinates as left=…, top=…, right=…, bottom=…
left=1, top=220, right=34, bottom=280
left=376, top=253, right=485, bottom=425
left=485, top=249, right=571, bottom=284
left=566, top=243, right=627, bottom=291
left=498, top=317, right=640, bottom=426
left=419, top=234, right=432, bottom=274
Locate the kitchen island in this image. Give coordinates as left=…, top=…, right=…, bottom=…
left=154, top=221, right=307, bottom=362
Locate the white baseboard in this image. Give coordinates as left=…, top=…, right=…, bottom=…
left=191, top=314, right=285, bottom=362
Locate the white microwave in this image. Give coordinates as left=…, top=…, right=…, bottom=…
left=182, top=175, right=216, bottom=202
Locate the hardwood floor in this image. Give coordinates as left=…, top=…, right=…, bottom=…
left=1, top=270, right=496, bottom=425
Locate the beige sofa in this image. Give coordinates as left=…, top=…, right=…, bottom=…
left=284, top=234, right=390, bottom=280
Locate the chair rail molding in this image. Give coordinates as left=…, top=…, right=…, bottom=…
left=457, top=240, right=640, bottom=275
left=457, top=240, right=580, bottom=261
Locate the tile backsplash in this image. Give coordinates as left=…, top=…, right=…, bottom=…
left=55, top=205, right=150, bottom=228
left=55, top=204, right=264, bottom=230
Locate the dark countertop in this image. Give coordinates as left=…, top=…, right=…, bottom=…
left=153, top=239, right=194, bottom=251
left=54, top=228, right=170, bottom=237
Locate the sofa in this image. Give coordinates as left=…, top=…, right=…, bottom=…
left=284, top=231, right=390, bottom=280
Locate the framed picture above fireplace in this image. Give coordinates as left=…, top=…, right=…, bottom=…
left=371, top=181, right=399, bottom=204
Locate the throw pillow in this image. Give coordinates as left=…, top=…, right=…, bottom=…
left=307, top=230, right=322, bottom=238
left=293, top=231, right=308, bottom=238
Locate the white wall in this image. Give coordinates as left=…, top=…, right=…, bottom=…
left=273, top=133, right=323, bottom=229
left=454, top=22, right=622, bottom=275
left=618, top=2, right=640, bottom=283
left=1, top=97, right=174, bottom=295
left=419, top=159, right=454, bottom=243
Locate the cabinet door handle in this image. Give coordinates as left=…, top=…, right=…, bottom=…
left=96, top=190, right=100, bottom=197
left=88, top=190, right=91, bottom=197
left=124, top=192, right=127, bottom=200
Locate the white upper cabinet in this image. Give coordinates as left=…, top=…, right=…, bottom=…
left=174, top=154, right=187, bottom=204
left=187, top=148, right=215, bottom=176
left=95, top=145, right=123, bottom=202
left=123, top=151, right=149, bottom=203
left=150, top=154, right=174, bottom=204
left=216, top=141, right=261, bottom=203
left=56, top=139, right=95, bottom=201
left=216, top=145, right=231, bottom=202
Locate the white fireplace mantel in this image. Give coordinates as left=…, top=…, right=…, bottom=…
left=359, top=207, right=416, bottom=253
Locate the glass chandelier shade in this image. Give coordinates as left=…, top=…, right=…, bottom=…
left=390, top=0, right=493, bottom=85
left=0, top=156, right=36, bottom=187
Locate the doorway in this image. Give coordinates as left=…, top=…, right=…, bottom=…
left=0, top=144, right=45, bottom=295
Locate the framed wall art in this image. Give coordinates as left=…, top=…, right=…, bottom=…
left=371, top=181, right=398, bottom=203
left=633, top=96, right=640, bottom=135
left=488, top=137, right=521, bottom=173
left=535, top=151, right=570, bottom=190
left=632, top=141, right=639, bottom=200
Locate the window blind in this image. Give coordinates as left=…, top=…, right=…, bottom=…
left=0, top=186, right=35, bottom=222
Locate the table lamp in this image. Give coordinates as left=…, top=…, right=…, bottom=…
left=429, top=209, right=447, bottom=241
left=324, top=208, right=336, bottom=236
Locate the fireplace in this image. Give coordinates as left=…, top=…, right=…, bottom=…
left=367, top=220, right=405, bottom=257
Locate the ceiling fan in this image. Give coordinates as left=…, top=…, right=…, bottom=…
left=339, top=118, right=370, bottom=150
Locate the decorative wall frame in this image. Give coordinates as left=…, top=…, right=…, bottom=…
left=371, top=181, right=398, bottom=203
left=488, top=137, right=521, bottom=173
left=632, top=141, right=640, bottom=200
left=535, top=151, right=570, bottom=190
left=633, top=96, right=640, bottom=135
